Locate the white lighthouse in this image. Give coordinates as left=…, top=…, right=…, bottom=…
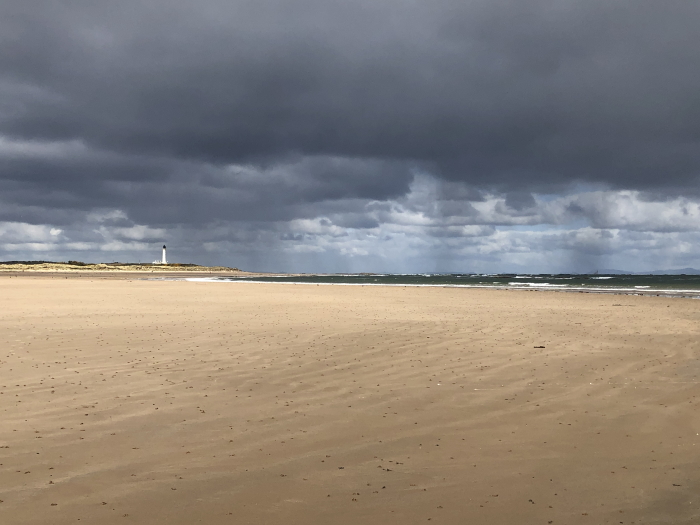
left=162, top=245, right=167, bottom=264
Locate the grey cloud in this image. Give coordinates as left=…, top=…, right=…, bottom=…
left=326, top=213, right=380, bottom=230
left=3, top=1, right=700, bottom=271
left=563, top=192, right=700, bottom=232
left=436, top=182, right=485, bottom=202
left=437, top=200, right=479, bottom=219
left=504, top=192, right=536, bottom=212
left=4, top=1, right=700, bottom=193
left=428, top=225, right=495, bottom=238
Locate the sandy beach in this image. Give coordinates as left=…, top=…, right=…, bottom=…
left=1, top=276, right=699, bottom=525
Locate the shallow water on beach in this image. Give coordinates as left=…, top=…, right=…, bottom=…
left=186, top=273, right=700, bottom=299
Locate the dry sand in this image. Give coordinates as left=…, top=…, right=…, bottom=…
left=1, top=277, right=699, bottom=525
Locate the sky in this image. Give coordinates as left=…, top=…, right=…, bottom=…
left=1, top=0, right=700, bottom=273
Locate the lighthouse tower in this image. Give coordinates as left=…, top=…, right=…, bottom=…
left=161, top=245, right=167, bottom=264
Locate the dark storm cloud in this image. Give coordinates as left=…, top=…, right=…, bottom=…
left=504, top=192, right=536, bottom=212
left=3, top=0, right=700, bottom=201
left=0, top=140, right=412, bottom=225
left=3, top=0, right=700, bottom=272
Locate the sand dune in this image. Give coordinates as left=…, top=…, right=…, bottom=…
left=1, top=277, right=699, bottom=524
left=0, top=262, right=244, bottom=274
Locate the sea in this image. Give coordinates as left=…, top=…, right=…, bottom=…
left=186, top=273, right=700, bottom=299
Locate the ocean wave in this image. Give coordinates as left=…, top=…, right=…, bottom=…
left=508, top=282, right=569, bottom=287
left=179, top=275, right=700, bottom=299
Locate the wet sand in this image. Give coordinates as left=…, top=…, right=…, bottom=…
left=1, top=277, right=699, bottom=524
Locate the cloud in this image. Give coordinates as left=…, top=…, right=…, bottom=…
left=2, top=1, right=700, bottom=270
left=0, top=221, right=61, bottom=243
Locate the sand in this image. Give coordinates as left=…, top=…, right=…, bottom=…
left=1, top=277, right=699, bottom=525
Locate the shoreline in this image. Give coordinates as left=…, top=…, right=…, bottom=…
left=2, top=270, right=699, bottom=298
left=182, top=276, right=700, bottom=300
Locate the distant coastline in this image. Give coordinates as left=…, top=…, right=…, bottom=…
left=0, top=260, right=244, bottom=273
left=595, top=267, right=700, bottom=275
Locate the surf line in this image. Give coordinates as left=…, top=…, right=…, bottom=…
left=176, top=277, right=700, bottom=299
